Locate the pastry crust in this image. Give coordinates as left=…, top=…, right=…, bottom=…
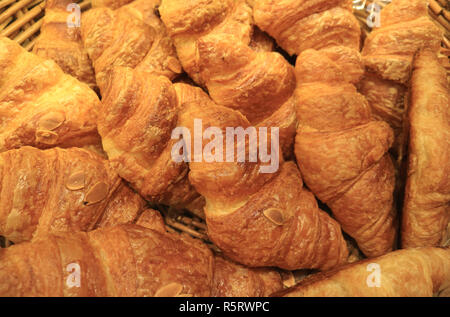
left=274, top=247, right=450, bottom=297
left=98, top=67, right=202, bottom=213
left=294, top=48, right=397, bottom=257
left=33, top=0, right=96, bottom=89
left=91, top=0, right=134, bottom=9
left=0, top=146, right=144, bottom=244
left=362, top=0, right=443, bottom=84
left=81, top=0, right=181, bottom=94
left=402, top=50, right=450, bottom=248
left=0, top=37, right=101, bottom=151
left=253, top=0, right=359, bottom=56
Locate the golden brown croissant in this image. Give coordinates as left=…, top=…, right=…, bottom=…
left=252, top=0, right=360, bottom=56
left=402, top=49, right=450, bottom=249
left=0, top=37, right=101, bottom=151
left=0, top=146, right=144, bottom=244
left=81, top=0, right=181, bottom=94
left=33, top=0, right=96, bottom=89
left=98, top=67, right=203, bottom=215
left=177, top=98, right=348, bottom=270
left=159, top=0, right=253, bottom=85
left=0, top=223, right=283, bottom=297
left=294, top=47, right=397, bottom=258
left=360, top=0, right=443, bottom=160
left=274, top=247, right=450, bottom=297
left=362, top=0, right=443, bottom=84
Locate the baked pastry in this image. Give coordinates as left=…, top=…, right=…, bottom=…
left=0, top=37, right=101, bottom=151
left=294, top=47, right=397, bottom=257
left=402, top=49, right=450, bottom=248
left=159, top=0, right=253, bottom=85
left=360, top=0, right=443, bottom=159
left=98, top=67, right=203, bottom=215
left=252, top=0, right=360, bottom=56
left=0, top=146, right=144, bottom=244
left=33, top=0, right=96, bottom=89
left=81, top=0, right=181, bottom=94
left=0, top=223, right=283, bottom=297
left=274, top=247, right=450, bottom=297
left=179, top=98, right=348, bottom=270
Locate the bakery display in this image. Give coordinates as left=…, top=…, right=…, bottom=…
left=0, top=0, right=448, bottom=298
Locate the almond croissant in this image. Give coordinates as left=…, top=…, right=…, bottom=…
left=402, top=49, right=450, bottom=249
left=0, top=146, right=144, bottom=244
left=274, top=247, right=450, bottom=297
left=0, top=37, right=101, bottom=151
left=98, top=67, right=203, bottom=215
left=81, top=0, right=182, bottom=94
left=0, top=223, right=283, bottom=297
left=33, top=0, right=96, bottom=89
left=178, top=98, right=348, bottom=270
left=294, top=47, right=397, bottom=258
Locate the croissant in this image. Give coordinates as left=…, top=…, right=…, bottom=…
left=177, top=97, right=349, bottom=270
left=0, top=223, right=283, bottom=297
left=33, top=0, right=96, bottom=89
left=252, top=0, right=360, bottom=56
left=98, top=67, right=203, bottom=215
left=0, top=146, right=144, bottom=244
left=274, top=247, right=450, bottom=297
left=402, top=49, right=450, bottom=249
left=81, top=0, right=181, bottom=94
left=0, top=37, right=101, bottom=151
left=360, top=0, right=443, bottom=159
left=294, top=47, right=397, bottom=258
left=159, top=0, right=253, bottom=85
left=195, top=34, right=298, bottom=158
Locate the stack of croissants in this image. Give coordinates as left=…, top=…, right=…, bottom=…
left=0, top=0, right=448, bottom=297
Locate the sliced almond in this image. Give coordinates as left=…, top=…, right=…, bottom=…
left=281, top=271, right=296, bottom=288
left=154, top=282, right=183, bottom=297
left=38, top=112, right=65, bottom=131
left=263, top=208, right=284, bottom=226
left=35, top=129, right=59, bottom=145
left=66, top=172, right=85, bottom=190
left=167, top=57, right=182, bottom=74
left=84, top=182, right=109, bottom=206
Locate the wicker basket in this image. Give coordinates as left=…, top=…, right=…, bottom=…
left=0, top=0, right=449, bottom=247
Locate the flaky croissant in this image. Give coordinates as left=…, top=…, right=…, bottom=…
left=0, top=146, right=144, bottom=244
left=252, top=0, right=360, bottom=56
left=177, top=97, right=348, bottom=270
left=81, top=0, right=181, bottom=94
left=0, top=223, right=283, bottom=297
left=274, top=247, right=450, bottom=297
left=294, top=47, right=397, bottom=258
left=33, top=0, right=96, bottom=89
left=0, top=37, right=101, bottom=151
left=402, top=49, right=450, bottom=249
left=159, top=0, right=253, bottom=85
left=98, top=67, right=203, bottom=215
left=360, top=0, right=444, bottom=160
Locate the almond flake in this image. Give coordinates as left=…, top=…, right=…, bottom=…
left=35, top=129, right=59, bottom=145
left=167, top=57, right=182, bottom=74
left=154, top=282, right=183, bottom=297
left=263, top=208, right=285, bottom=225
left=38, top=112, right=65, bottom=131
left=66, top=172, right=85, bottom=190
left=84, top=182, right=109, bottom=206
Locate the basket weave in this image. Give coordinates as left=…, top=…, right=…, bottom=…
left=0, top=0, right=449, bottom=245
